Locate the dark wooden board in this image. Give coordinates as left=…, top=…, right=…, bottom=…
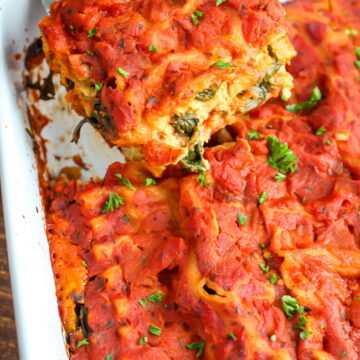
left=0, top=193, right=19, bottom=360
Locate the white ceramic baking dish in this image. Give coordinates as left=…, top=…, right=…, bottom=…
left=0, top=0, right=122, bottom=359
left=0, top=0, right=290, bottom=359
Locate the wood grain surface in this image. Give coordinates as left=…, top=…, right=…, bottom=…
left=0, top=193, right=19, bottom=360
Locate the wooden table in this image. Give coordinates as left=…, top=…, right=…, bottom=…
left=0, top=194, right=19, bottom=359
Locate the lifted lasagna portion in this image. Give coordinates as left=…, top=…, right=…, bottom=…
left=39, top=0, right=295, bottom=169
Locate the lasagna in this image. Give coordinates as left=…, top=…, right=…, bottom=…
left=30, top=0, right=360, bottom=359
left=39, top=0, right=295, bottom=169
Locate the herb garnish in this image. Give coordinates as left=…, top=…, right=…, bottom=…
left=191, top=10, right=204, bottom=25
left=216, top=0, right=228, bottom=5
left=198, top=172, right=210, bottom=187
left=147, top=292, right=163, bottom=303
left=237, top=214, right=248, bottom=226
left=227, top=332, right=237, bottom=341
left=116, top=67, right=129, bottom=78
left=139, top=337, right=148, bottom=344
left=145, top=178, right=157, bottom=186
left=275, top=173, right=286, bottom=182
left=95, top=82, right=103, bottom=92
left=187, top=340, right=206, bottom=357
left=149, top=45, right=157, bottom=52
left=258, top=192, right=267, bottom=206
left=285, top=87, right=322, bottom=113
left=270, top=273, right=279, bottom=284
left=87, top=28, right=97, bottom=37
left=86, top=50, right=94, bottom=56
left=138, top=299, right=147, bottom=308
left=102, top=193, right=124, bottom=212
left=315, top=127, right=326, bottom=135
left=115, top=174, right=135, bottom=190
left=267, top=136, right=298, bottom=174
left=105, top=355, right=113, bottom=360
left=210, top=61, right=236, bottom=69
left=247, top=130, right=260, bottom=140
left=148, top=324, right=162, bottom=336
left=269, top=334, right=276, bottom=341
left=260, top=263, right=270, bottom=272
left=76, top=338, right=89, bottom=348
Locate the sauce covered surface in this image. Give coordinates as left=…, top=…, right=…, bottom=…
left=41, top=0, right=360, bottom=359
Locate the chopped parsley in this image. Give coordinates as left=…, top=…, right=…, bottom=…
left=324, top=139, right=332, bottom=145
left=281, top=88, right=291, bottom=102
left=341, top=313, right=346, bottom=320
left=115, top=174, right=135, bottom=190
left=139, top=337, right=148, bottom=345
left=87, top=28, right=97, bottom=37
left=216, top=0, right=228, bottom=5
left=269, top=334, right=276, bottom=342
left=145, top=178, right=157, bottom=186
left=299, top=329, right=312, bottom=340
left=187, top=340, right=206, bottom=357
left=227, top=332, right=237, bottom=341
left=95, top=82, right=103, bottom=92
left=210, top=61, right=236, bottom=69
left=315, top=127, right=327, bottom=135
left=76, top=338, right=89, bottom=348
left=82, top=260, right=88, bottom=267
left=346, top=28, right=358, bottom=36
left=102, top=193, right=124, bottom=212
left=259, top=243, right=266, bottom=249
left=105, top=355, right=113, bottom=360
left=258, top=191, right=267, bottom=206
left=237, top=214, right=248, bottom=226
left=259, top=263, right=270, bottom=272
left=340, top=351, right=347, bottom=358
left=247, top=130, right=261, bottom=140
left=116, top=67, right=129, bottom=78
left=355, top=60, right=360, bottom=70
left=149, top=45, right=157, bottom=52
left=270, top=273, right=279, bottom=284
left=191, top=10, right=204, bottom=25
left=285, top=87, right=322, bottom=113
left=86, top=50, right=94, bottom=56
left=281, top=295, right=299, bottom=317
left=68, top=25, right=74, bottom=30
left=138, top=298, right=147, bottom=308
left=147, top=292, right=163, bottom=303
left=321, top=323, right=326, bottom=329
left=267, top=136, right=298, bottom=174
left=355, top=47, right=360, bottom=58
left=198, top=172, right=210, bottom=187
left=275, top=173, right=286, bottom=182
left=148, top=324, right=162, bottom=336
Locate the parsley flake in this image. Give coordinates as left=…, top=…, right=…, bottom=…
left=76, top=338, right=89, bottom=348
left=216, top=0, right=228, bottom=5
left=299, top=329, right=313, bottom=340
left=87, top=28, right=97, bottom=37
left=198, top=172, right=210, bottom=187
left=346, top=28, right=358, bottom=36
left=260, top=263, right=270, bottom=272
left=355, top=60, right=360, bottom=70
left=149, top=45, right=157, bottom=52
left=86, top=50, right=94, bottom=56
left=259, top=243, right=266, bottom=249
left=148, top=324, right=162, bottom=336
left=210, top=61, right=236, bottom=69
left=269, top=334, right=276, bottom=342
left=82, top=260, right=88, bottom=267
left=147, top=292, right=164, bottom=303
left=324, top=139, right=332, bottom=145
left=227, top=332, right=237, bottom=341
left=115, top=174, right=135, bottom=190
left=145, top=178, right=157, bottom=186
left=191, top=10, right=204, bottom=25
left=95, top=82, right=103, bottom=92
left=281, top=295, right=299, bottom=318
left=139, top=337, right=148, bottom=345
left=102, top=193, right=124, bottom=212
left=285, top=87, right=322, bottom=113
left=237, top=214, right=248, bottom=226
left=138, top=299, right=147, bottom=308
left=355, top=47, right=360, bottom=58
left=247, top=130, right=260, bottom=140
left=258, top=192, right=267, bottom=206
left=187, top=340, right=206, bottom=358
left=315, top=127, right=327, bottom=135
left=340, top=351, right=347, bottom=358
left=68, top=25, right=74, bottom=30
left=105, top=355, right=113, bottom=360
left=116, top=67, right=129, bottom=78
left=321, top=323, right=327, bottom=329
left=270, top=273, right=279, bottom=284
left=267, top=136, right=298, bottom=174
left=275, top=173, right=286, bottom=182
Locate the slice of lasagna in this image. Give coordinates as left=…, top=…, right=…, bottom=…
left=39, top=0, right=295, bottom=169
